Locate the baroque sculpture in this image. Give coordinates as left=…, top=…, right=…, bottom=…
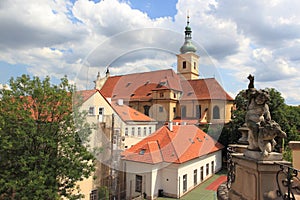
left=245, top=74, right=287, bottom=157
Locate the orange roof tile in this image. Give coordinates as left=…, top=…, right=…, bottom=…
left=123, top=125, right=224, bottom=164
left=181, top=78, right=233, bottom=101
left=111, top=101, right=155, bottom=122
left=100, top=69, right=182, bottom=101
left=100, top=69, right=233, bottom=101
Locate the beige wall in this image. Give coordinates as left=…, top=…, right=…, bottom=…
left=177, top=53, right=200, bottom=80
left=289, top=141, right=300, bottom=173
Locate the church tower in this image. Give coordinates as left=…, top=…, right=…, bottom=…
left=177, top=15, right=199, bottom=80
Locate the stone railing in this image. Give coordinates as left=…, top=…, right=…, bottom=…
left=217, top=145, right=300, bottom=200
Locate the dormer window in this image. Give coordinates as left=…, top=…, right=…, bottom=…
left=139, top=149, right=146, bottom=155
left=157, top=81, right=167, bottom=88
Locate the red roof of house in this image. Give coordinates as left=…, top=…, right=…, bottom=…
left=111, top=101, right=156, bottom=122
left=75, top=89, right=155, bottom=123
left=100, top=69, right=182, bottom=101
left=123, top=125, right=224, bottom=164
left=73, top=89, right=98, bottom=106
left=100, top=69, right=233, bottom=101
left=181, top=78, right=233, bottom=101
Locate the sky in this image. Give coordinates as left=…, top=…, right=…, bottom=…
left=0, top=0, right=300, bottom=105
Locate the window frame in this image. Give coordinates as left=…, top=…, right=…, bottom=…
left=135, top=175, right=143, bottom=193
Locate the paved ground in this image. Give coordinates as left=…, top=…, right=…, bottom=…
left=157, top=170, right=227, bottom=200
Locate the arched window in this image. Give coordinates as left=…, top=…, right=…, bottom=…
left=213, top=106, right=220, bottom=119
left=196, top=105, right=201, bottom=118
left=144, top=105, right=150, bottom=116
left=181, top=106, right=187, bottom=118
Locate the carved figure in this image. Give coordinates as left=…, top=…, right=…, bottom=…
left=258, top=120, right=286, bottom=156
left=247, top=74, right=255, bottom=89
left=245, top=75, right=286, bottom=157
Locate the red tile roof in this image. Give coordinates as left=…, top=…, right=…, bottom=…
left=100, top=69, right=233, bottom=101
left=100, top=69, right=182, bottom=101
left=111, top=101, right=155, bottom=122
left=123, top=125, right=224, bottom=164
left=73, top=89, right=98, bottom=105
left=181, top=78, right=234, bottom=101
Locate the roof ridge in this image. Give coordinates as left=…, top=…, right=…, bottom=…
left=109, top=68, right=174, bottom=77
left=164, top=126, right=180, bottom=163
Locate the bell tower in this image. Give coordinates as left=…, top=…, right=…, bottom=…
left=177, top=15, right=199, bottom=80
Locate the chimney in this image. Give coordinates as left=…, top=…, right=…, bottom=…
left=168, top=121, right=173, bottom=131
left=117, top=99, right=123, bottom=106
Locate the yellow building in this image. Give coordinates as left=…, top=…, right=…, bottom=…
left=98, top=17, right=234, bottom=126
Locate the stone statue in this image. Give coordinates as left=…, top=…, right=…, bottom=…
left=245, top=74, right=287, bottom=157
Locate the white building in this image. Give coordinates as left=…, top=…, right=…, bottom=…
left=122, top=124, right=224, bottom=199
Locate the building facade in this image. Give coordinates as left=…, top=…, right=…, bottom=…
left=122, top=124, right=224, bottom=199
left=97, top=17, right=234, bottom=126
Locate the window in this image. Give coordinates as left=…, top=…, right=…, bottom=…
left=181, top=106, right=186, bottom=118
left=138, top=127, right=141, bottom=136
left=211, top=161, right=215, bottom=173
left=213, top=106, right=220, bottom=119
left=160, top=92, right=164, bottom=98
left=194, top=62, right=196, bottom=69
left=194, top=169, right=197, bottom=186
left=99, top=107, right=103, bottom=115
left=196, top=105, right=201, bottom=118
left=183, top=174, right=187, bottom=192
left=88, top=107, right=94, bottom=115
left=173, top=92, right=176, bottom=98
left=200, top=166, right=204, bottom=181
left=183, top=61, right=186, bottom=69
left=135, top=175, right=142, bottom=192
left=139, top=149, right=146, bottom=155
left=159, top=106, right=163, bottom=112
left=131, top=127, right=135, bottom=136
left=206, top=163, right=209, bottom=176
left=143, top=127, right=147, bottom=136
left=125, top=128, right=128, bottom=136
left=144, top=105, right=150, bottom=116
left=148, top=127, right=152, bottom=135
left=90, top=189, right=98, bottom=200
left=173, top=107, right=176, bottom=113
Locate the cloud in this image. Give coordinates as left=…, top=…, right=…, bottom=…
left=0, top=0, right=300, bottom=104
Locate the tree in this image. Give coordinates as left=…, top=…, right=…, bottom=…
left=0, top=75, right=95, bottom=199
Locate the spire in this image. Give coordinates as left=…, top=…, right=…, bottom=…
left=185, top=12, right=192, bottom=39
left=106, top=66, right=110, bottom=77
left=180, top=13, right=197, bottom=54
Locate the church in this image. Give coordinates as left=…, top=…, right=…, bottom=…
left=95, top=16, right=234, bottom=126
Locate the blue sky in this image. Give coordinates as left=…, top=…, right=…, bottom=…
left=1, top=0, right=300, bottom=105
left=129, top=0, right=178, bottom=19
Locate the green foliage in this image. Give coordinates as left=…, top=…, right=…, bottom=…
left=283, top=146, right=292, bottom=162
left=98, top=186, right=109, bottom=200
left=221, top=88, right=300, bottom=148
left=0, top=75, right=95, bottom=199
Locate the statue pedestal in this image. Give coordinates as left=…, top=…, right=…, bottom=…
left=244, top=150, right=283, bottom=161
left=228, top=153, right=291, bottom=200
